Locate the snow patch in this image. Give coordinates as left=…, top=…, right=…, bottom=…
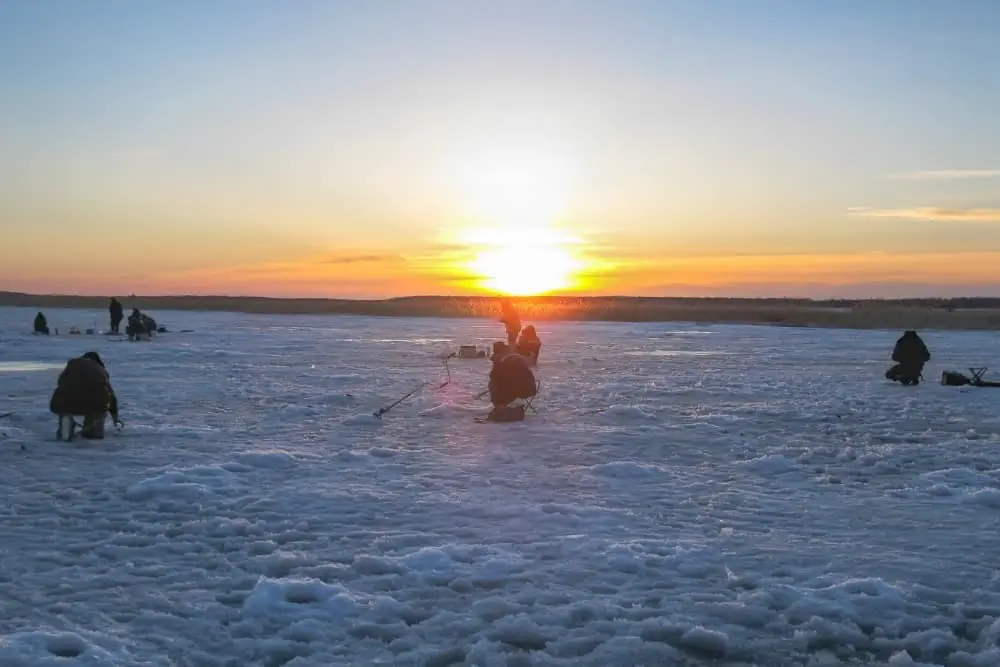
left=124, top=465, right=239, bottom=501
left=743, top=453, right=800, bottom=476
left=234, top=450, right=299, bottom=469
left=588, top=461, right=668, bottom=479
left=341, top=413, right=383, bottom=426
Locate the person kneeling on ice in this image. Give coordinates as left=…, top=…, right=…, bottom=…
left=886, top=329, right=931, bottom=386
left=126, top=308, right=157, bottom=340
left=516, top=325, right=541, bottom=364
left=487, top=342, right=537, bottom=422
left=49, top=351, right=123, bottom=440
left=34, top=311, right=50, bottom=335
left=126, top=308, right=142, bottom=340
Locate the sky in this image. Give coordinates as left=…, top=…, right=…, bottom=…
left=2, top=0, right=1000, bottom=299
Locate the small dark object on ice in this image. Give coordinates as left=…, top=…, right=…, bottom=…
left=942, top=367, right=1000, bottom=388
left=476, top=405, right=527, bottom=423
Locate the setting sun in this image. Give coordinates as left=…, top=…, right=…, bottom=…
left=444, top=139, right=589, bottom=295
left=462, top=229, right=584, bottom=296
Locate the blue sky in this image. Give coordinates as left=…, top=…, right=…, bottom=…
left=2, top=0, right=999, bottom=297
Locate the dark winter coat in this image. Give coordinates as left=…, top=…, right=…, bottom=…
left=49, top=356, right=115, bottom=417
left=516, top=326, right=541, bottom=361
left=489, top=353, right=537, bottom=407
left=891, top=331, right=930, bottom=368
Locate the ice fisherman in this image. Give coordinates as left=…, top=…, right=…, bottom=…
left=499, top=299, right=521, bottom=347
left=516, top=325, right=541, bottom=365
left=486, top=341, right=537, bottom=422
left=49, top=351, right=122, bottom=440
left=109, top=297, right=124, bottom=333
left=126, top=308, right=157, bottom=340
left=33, top=311, right=50, bottom=335
left=126, top=307, right=142, bottom=339
left=885, top=330, right=931, bottom=386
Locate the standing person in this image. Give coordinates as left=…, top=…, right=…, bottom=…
left=499, top=299, right=521, bottom=347
left=886, top=330, right=931, bottom=386
left=109, top=297, right=124, bottom=333
left=49, top=351, right=122, bottom=440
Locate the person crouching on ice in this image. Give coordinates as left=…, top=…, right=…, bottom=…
left=516, top=325, right=541, bottom=365
left=487, top=342, right=537, bottom=422
left=49, top=351, right=122, bottom=440
left=126, top=308, right=142, bottom=340
left=886, top=330, right=931, bottom=386
left=34, top=311, right=50, bottom=335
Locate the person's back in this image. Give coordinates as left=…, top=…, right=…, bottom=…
left=50, top=352, right=119, bottom=439
left=892, top=330, right=930, bottom=364
left=489, top=343, right=537, bottom=408
left=887, top=330, right=931, bottom=385
left=516, top=325, right=541, bottom=363
left=127, top=308, right=143, bottom=340
left=34, top=312, right=49, bottom=335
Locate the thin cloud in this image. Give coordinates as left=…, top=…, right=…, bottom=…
left=317, top=254, right=406, bottom=265
left=889, top=169, right=1000, bottom=181
left=847, top=206, right=1000, bottom=222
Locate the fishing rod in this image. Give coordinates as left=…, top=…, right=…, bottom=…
left=372, top=353, right=455, bottom=419
left=373, top=382, right=429, bottom=419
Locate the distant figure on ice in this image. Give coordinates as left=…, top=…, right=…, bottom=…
left=486, top=341, right=537, bottom=422
left=33, top=312, right=49, bottom=335
left=49, top=351, right=122, bottom=440
left=499, top=299, right=521, bottom=347
left=126, top=308, right=141, bottom=340
left=886, top=330, right=931, bottom=386
left=108, top=297, right=124, bottom=333
left=516, top=324, right=542, bottom=365
left=126, top=308, right=157, bottom=341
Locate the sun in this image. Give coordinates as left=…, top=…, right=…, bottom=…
left=444, top=139, right=589, bottom=295
left=464, top=229, right=583, bottom=296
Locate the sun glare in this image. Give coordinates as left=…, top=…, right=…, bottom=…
left=464, top=230, right=584, bottom=296
left=448, top=143, right=578, bottom=229
left=445, top=139, right=589, bottom=295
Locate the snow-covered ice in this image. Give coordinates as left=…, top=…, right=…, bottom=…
left=2, top=306, right=1000, bottom=666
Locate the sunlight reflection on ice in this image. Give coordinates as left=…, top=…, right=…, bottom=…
left=0, top=361, right=64, bottom=373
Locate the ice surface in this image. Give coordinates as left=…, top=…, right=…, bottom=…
left=2, top=306, right=1000, bottom=665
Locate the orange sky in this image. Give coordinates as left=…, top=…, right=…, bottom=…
left=9, top=245, right=997, bottom=300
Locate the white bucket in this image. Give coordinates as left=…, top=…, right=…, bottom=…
left=57, top=415, right=75, bottom=441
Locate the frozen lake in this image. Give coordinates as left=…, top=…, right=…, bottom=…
left=2, top=306, right=1000, bottom=666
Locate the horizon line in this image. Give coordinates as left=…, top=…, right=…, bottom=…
left=3, top=290, right=1000, bottom=304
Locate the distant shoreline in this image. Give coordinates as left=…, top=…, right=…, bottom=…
left=2, top=291, right=1000, bottom=331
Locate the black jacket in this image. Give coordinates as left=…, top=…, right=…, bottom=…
left=50, top=356, right=118, bottom=418
left=489, top=354, right=537, bottom=406
left=891, top=331, right=930, bottom=367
